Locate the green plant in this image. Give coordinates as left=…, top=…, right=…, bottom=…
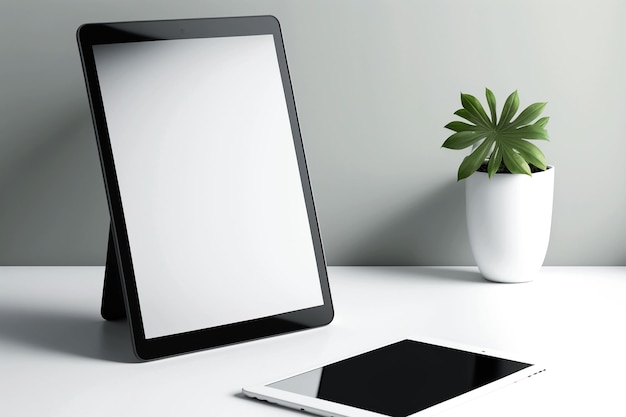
left=442, top=88, right=550, bottom=180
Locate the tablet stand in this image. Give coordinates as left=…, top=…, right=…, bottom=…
left=101, top=225, right=126, bottom=320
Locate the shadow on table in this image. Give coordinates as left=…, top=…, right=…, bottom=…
left=0, top=306, right=140, bottom=363
left=378, top=266, right=486, bottom=283
left=420, top=267, right=485, bottom=283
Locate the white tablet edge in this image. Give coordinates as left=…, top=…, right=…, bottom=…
left=242, top=336, right=546, bottom=417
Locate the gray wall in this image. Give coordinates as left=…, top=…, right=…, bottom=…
left=1, top=0, right=625, bottom=266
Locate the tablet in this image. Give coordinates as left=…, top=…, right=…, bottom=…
left=76, top=16, right=333, bottom=360
left=243, top=338, right=545, bottom=417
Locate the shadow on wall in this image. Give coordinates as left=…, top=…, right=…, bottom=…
left=0, top=103, right=109, bottom=265
left=335, top=181, right=475, bottom=266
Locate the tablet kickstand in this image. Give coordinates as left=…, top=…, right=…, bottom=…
left=101, top=224, right=127, bottom=321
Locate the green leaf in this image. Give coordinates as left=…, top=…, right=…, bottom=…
left=486, top=88, right=498, bottom=126
left=497, top=90, right=520, bottom=128
left=461, top=93, right=493, bottom=128
left=442, top=131, right=487, bottom=149
left=507, top=102, right=547, bottom=129
left=444, top=121, right=478, bottom=132
left=457, top=135, right=495, bottom=180
left=501, top=146, right=531, bottom=175
left=506, top=139, right=547, bottom=170
left=487, top=145, right=502, bottom=178
left=535, top=116, right=550, bottom=129
left=454, top=108, right=483, bottom=126
left=500, top=125, right=549, bottom=140
left=444, top=89, right=550, bottom=180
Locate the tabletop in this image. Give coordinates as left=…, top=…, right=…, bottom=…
left=1, top=266, right=624, bottom=416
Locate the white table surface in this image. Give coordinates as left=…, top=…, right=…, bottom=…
left=1, top=266, right=624, bottom=416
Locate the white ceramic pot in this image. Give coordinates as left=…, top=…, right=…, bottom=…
left=465, top=166, right=555, bottom=283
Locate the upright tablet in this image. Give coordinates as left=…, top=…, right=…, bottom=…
left=243, top=338, right=545, bottom=417
left=77, top=16, right=333, bottom=360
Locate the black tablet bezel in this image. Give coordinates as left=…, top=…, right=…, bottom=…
left=77, top=15, right=333, bottom=360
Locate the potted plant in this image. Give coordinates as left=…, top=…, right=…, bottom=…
left=442, top=88, right=554, bottom=283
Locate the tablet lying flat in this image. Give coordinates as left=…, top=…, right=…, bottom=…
left=243, top=338, right=545, bottom=417
left=77, top=16, right=333, bottom=360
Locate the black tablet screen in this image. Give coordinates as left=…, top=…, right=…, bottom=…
left=268, top=340, right=532, bottom=417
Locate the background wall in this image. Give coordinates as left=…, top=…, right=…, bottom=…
left=1, top=0, right=625, bottom=266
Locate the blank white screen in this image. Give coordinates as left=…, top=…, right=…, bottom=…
left=93, top=35, right=324, bottom=339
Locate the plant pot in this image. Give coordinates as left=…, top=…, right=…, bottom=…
left=465, top=166, right=555, bottom=283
